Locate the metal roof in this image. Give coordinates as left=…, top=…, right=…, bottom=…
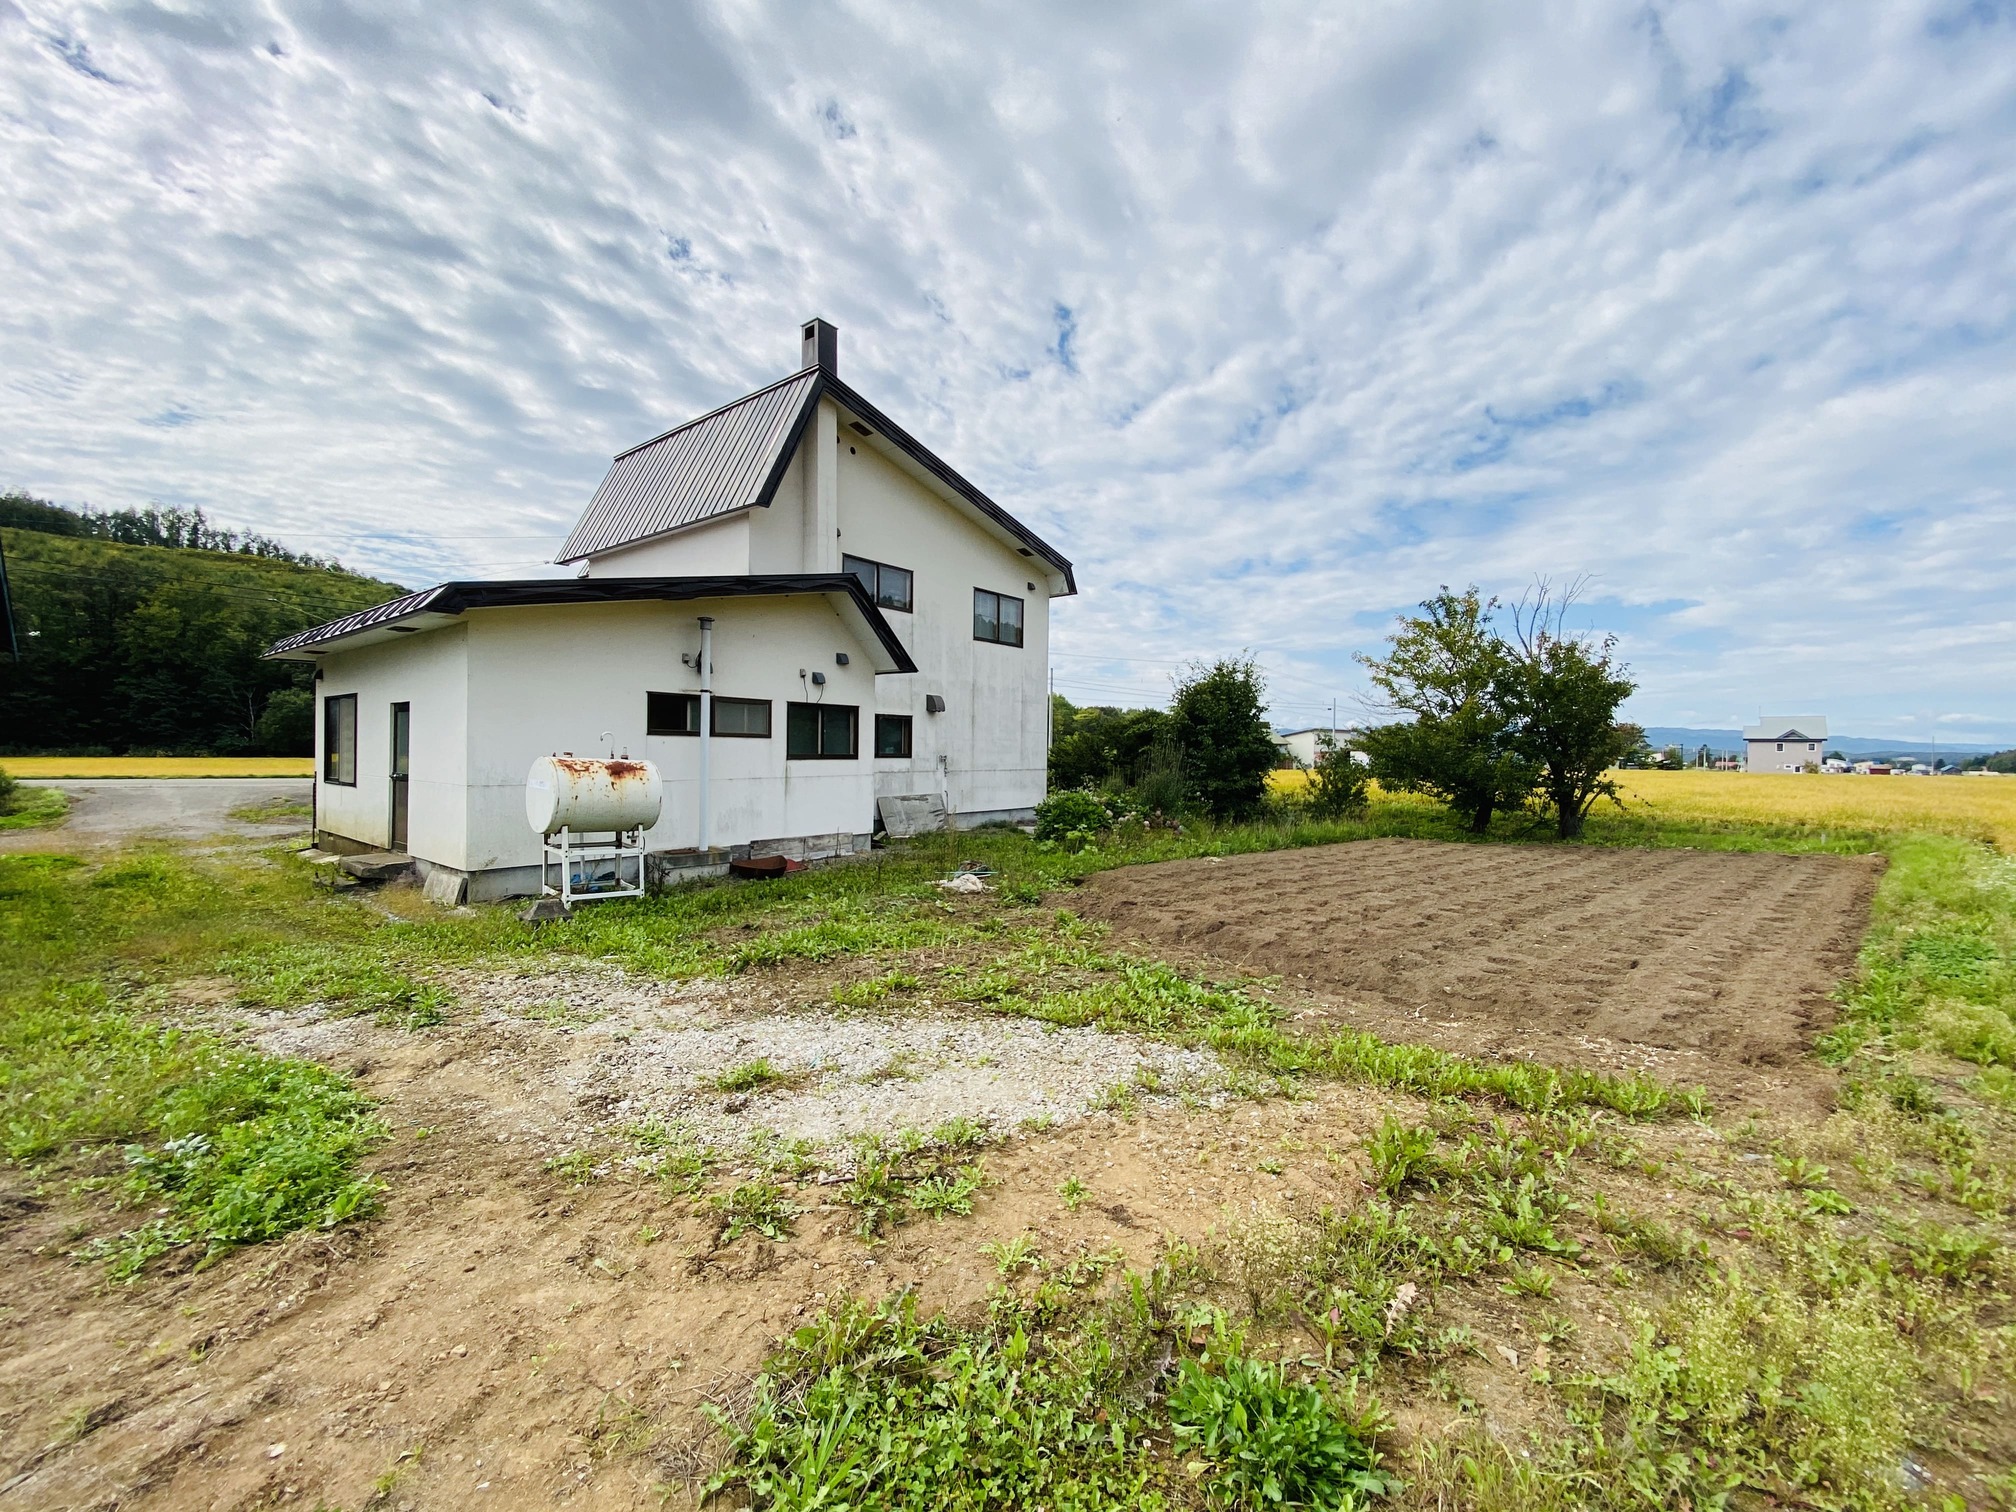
left=262, top=575, right=918, bottom=673
left=264, top=583, right=453, bottom=654
left=555, top=368, right=1077, bottom=594
left=557, top=370, right=819, bottom=562
left=1742, top=716, right=1828, bottom=741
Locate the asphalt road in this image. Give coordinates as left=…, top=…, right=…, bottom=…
left=13, top=778, right=313, bottom=845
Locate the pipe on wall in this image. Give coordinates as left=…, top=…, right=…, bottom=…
left=697, top=615, right=713, bottom=852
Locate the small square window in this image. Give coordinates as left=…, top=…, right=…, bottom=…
left=973, top=588, right=1024, bottom=646
left=875, top=714, right=912, bottom=758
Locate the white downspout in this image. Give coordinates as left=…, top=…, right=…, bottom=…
left=697, top=615, right=714, bottom=853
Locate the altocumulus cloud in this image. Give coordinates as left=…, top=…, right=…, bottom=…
left=2, top=0, right=2013, bottom=738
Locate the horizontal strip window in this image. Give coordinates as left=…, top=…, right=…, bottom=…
left=874, top=713, right=913, bottom=758
left=648, top=692, right=774, bottom=738
left=322, top=693, right=357, bottom=786
left=843, top=553, right=914, bottom=613
left=787, top=702, right=858, bottom=759
left=973, top=588, right=1024, bottom=647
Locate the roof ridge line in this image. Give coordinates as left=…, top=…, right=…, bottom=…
left=611, top=366, right=820, bottom=462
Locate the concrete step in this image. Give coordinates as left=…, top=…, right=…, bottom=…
left=338, top=851, right=416, bottom=883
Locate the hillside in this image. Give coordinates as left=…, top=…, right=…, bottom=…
left=0, top=523, right=405, bottom=756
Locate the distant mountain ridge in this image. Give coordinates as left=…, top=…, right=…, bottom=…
left=1642, top=727, right=2005, bottom=761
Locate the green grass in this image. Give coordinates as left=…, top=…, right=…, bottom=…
left=0, top=783, right=68, bottom=830
left=711, top=1057, right=793, bottom=1093
left=2, top=976, right=383, bottom=1276
left=0, top=850, right=387, bottom=1274
left=4, top=788, right=2014, bottom=1499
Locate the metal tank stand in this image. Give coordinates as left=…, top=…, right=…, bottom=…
left=539, top=826, right=648, bottom=907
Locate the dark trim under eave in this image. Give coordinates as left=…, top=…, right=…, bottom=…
left=263, top=574, right=918, bottom=672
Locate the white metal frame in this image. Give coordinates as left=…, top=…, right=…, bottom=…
left=539, top=825, right=648, bottom=907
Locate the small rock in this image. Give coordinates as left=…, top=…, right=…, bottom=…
left=266, top=1443, right=287, bottom=1459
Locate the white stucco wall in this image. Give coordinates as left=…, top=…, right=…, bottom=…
left=465, top=596, right=882, bottom=867
left=832, top=435, right=1050, bottom=819
left=1746, top=738, right=1822, bottom=773
left=582, top=512, right=753, bottom=577
left=314, top=624, right=471, bottom=862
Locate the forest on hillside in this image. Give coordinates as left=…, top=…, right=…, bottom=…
left=0, top=492, right=405, bottom=755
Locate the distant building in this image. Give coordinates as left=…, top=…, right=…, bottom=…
left=1275, top=727, right=1356, bottom=767
left=1743, top=716, right=1827, bottom=773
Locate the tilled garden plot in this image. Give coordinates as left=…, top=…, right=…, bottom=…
left=1077, top=838, right=1881, bottom=1102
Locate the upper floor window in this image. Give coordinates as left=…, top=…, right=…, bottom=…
left=973, top=588, right=1024, bottom=647
left=843, top=553, right=913, bottom=613
left=322, top=693, right=357, bottom=785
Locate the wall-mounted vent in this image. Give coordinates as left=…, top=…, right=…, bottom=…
left=848, top=420, right=873, bottom=437
left=924, top=694, right=947, bottom=714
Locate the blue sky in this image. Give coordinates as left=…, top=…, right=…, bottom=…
left=3, top=0, right=2013, bottom=740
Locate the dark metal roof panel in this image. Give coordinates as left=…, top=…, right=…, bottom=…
left=557, top=370, right=819, bottom=561
left=265, top=584, right=450, bottom=655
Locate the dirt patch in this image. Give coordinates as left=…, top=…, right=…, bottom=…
left=0, top=1000, right=1439, bottom=1512
left=1075, top=839, right=1882, bottom=1104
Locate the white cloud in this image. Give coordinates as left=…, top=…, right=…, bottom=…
left=2, top=0, right=2012, bottom=739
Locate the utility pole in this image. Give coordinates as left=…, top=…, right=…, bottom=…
left=0, top=529, right=19, bottom=663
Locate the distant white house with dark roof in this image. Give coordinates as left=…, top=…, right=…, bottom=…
left=266, top=319, right=1074, bottom=900
left=1743, top=715, right=1827, bottom=773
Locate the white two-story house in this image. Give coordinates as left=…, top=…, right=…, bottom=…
left=266, top=320, right=1076, bottom=900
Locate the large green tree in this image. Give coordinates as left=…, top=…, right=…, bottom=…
left=1500, top=586, right=1638, bottom=838
left=1355, top=587, right=1538, bottom=833
left=1168, top=656, right=1279, bottom=820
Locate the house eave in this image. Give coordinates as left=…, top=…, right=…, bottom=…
left=262, top=575, right=919, bottom=674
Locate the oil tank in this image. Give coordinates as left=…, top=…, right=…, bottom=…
left=525, top=755, right=663, bottom=835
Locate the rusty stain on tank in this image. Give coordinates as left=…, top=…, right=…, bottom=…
left=551, top=755, right=647, bottom=782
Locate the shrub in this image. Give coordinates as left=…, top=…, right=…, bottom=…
left=0, top=764, right=16, bottom=815
left=1306, top=735, right=1371, bottom=820
left=1034, top=789, right=1111, bottom=846
left=1167, top=1352, right=1391, bottom=1509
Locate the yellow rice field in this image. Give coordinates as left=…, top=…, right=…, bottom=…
left=1610, top=769, right=2016, bottom=851
left=0, top=756, right=314, bottom=779
left=1271, top=767, right=2016, bottom=851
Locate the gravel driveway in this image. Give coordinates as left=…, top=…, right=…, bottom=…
left=7, top=777, right=311, bottom=848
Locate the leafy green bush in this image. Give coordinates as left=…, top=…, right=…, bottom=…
left=1034, top=789, right=1112, bottom=846
left=0, top=763, right=16, bottom=815
left=1167, top=1353, right=1392, bottom=1509
left=1306, top=735, right=1371, bottom=820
